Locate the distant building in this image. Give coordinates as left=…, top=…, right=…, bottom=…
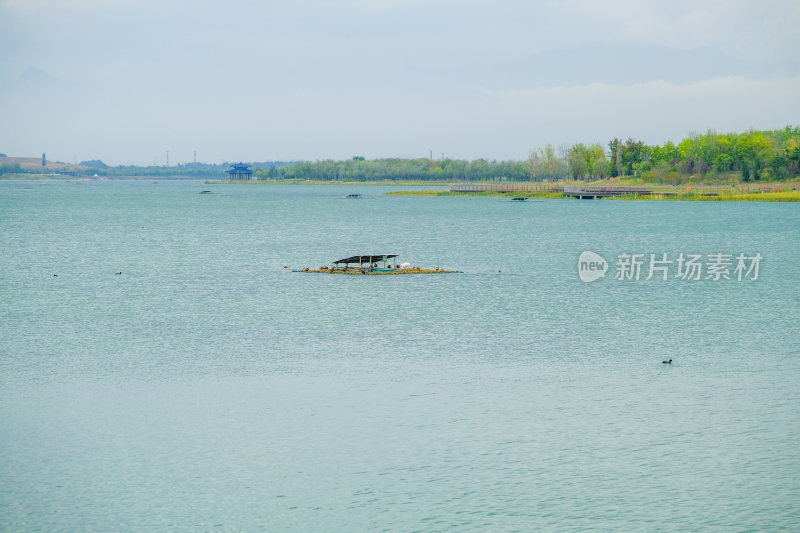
left=42, top=153, right=46, bottom=167
left=228, top=162, right=254, bottom=181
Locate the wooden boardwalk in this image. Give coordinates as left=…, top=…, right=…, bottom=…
left=562, top=186, right=661, bottom=199
left=450, top=183, right=563, bottom=193
left=561, top=186, right=734, bottom=198
left=449, top=183, right=729, bottom=198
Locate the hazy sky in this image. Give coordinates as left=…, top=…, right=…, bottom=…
left=1, top=0, right=799, bottom=165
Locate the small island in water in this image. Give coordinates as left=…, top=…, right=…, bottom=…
left=293, top=255, right=460, bottom=275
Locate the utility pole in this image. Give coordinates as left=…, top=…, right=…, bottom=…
left=193, top=150, right=197, bottom=163
left=166, top=150, right=169, bottom=167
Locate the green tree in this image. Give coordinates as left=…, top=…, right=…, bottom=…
left=567, top=144, right=588, bottom=179
left=587, top=143, right=608, bottom=179
left=528, top=144, right=567, bottom=181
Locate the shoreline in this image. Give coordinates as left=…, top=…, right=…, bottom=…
left=204, top=179, right=450, bottom=186
left=0, top=174, right=205, bottom=181
left=3, top=176, right=798, bottom=201
left=385, top=189, right=800, bottom=202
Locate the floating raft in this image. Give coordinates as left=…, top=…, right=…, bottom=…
left=296, top=267, right=461, bottom=275
left=293, top=254, right=461, bottom=274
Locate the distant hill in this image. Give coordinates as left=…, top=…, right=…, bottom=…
left=0, top=156, right=85, bottom=171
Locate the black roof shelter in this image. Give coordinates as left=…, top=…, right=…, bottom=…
left=333, top=255, right=398, bottom=265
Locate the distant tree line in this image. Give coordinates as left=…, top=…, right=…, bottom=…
left=0, top=163, right=23, bottom=175
left=80, top=160, right=109, bottom=168
left=529, top=126, right=800, bottom=183
left=4, top=126, right=798, bottom=182
left=260, top=126, right=799, bottom=183
left=101, top=162, right=230, bottom=178
left=256, top=157, right=530, bottom=182
left=0, top=160, right=293, bottom=178
left=97, top=161, right=292, bottom=178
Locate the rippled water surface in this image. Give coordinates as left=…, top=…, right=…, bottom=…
left=1, top=180, right=799, bottom=531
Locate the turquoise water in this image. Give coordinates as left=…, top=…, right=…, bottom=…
left=1, top=180, right=799, bottom=531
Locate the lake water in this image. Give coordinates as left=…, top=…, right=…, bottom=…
left=1, top=180, right=799, bottom=531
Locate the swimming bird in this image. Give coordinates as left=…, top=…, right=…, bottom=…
left=662, top=359, right=672, bottom=364
left=115, top=272, right=122, bottom=275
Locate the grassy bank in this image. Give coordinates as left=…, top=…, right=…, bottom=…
left=206, top=179, right=449, bottom=186
left=386, top=183, right=800, bottom=202
left=385, top=190, right=567, bottom=199
left=606, top=190, right=800, bottom=202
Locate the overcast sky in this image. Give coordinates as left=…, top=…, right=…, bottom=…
left=1, top=0, right=799, bottom=165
